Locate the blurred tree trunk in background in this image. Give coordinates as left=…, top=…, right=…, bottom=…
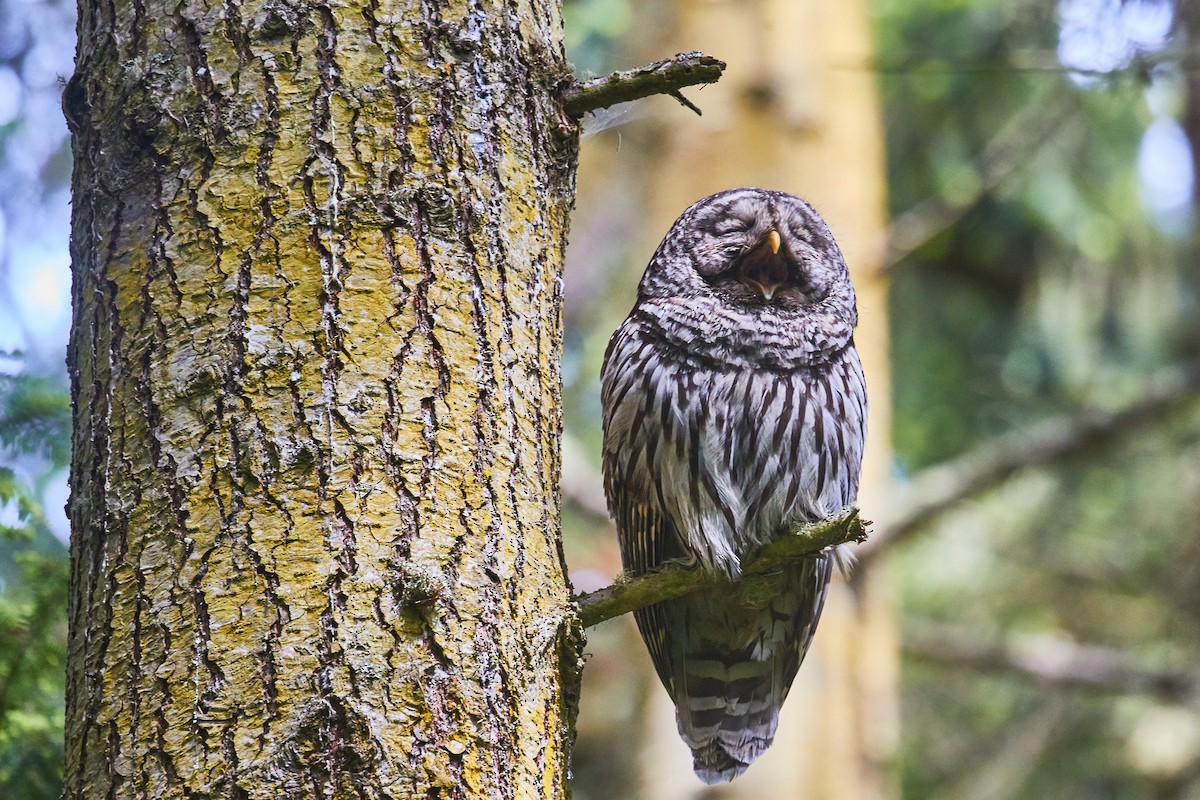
left=1174, top=0, right=1200, bottom=360
left=626, top=1, right=896, bottom=797
left=63, top=0, right=579, bottom=797
left=1176, top=1, right=1200, bottom=230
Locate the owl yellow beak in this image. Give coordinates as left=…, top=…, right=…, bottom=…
left=741, top=229, right=787, bottom=301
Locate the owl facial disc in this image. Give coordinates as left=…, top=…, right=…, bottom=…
left=739, top=228, right=790, bottom=301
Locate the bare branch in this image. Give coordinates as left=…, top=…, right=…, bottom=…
left=904, top=620, right=1197, bottom=701
left=943, top=697, right=1068, bottom=800
left=574, top=509, right=868, bottom=628
left=562, top=52, right=726, bottom=117
left=668, top=90, right=703, bottom=116
left=857, top=360, right=1200, bottom=568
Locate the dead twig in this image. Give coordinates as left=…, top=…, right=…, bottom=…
left=563, top=52, right=726, bottom=117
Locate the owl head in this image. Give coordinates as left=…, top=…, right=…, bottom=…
left=640, top=188, right=855, bottom=318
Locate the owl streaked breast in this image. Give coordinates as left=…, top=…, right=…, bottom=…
left=600, top=188, right=867, bottom=784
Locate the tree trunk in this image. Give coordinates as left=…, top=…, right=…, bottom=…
left=621, top=1, right=898, bottom=797
left=63, top=0, right=579, bottom=797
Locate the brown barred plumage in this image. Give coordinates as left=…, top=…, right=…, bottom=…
left=600, top=189, right=867, bottom=783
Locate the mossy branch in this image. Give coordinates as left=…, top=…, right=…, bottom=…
left=562, top=52, right=727, bottom=117
left=574, top=509, right=869, bottom=628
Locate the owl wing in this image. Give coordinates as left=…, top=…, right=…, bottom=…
left=601, top=316, right=868, bottom=783
left=601, top=319, right=690, bottom=689
left=607, top=493, right=689, bottom=693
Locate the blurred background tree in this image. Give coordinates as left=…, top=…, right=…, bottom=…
left=2, top=0, right=1199, bottom=797
left=875, top=1, right=1200, bottom=798
left=562, top=0, right=1200, bottom=798
left=0, top=0, right=74, bottom=795
left=565, top=1, right=895, bottom=796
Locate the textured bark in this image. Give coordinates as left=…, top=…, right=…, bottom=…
left=64, top=1, right=579, bottom=798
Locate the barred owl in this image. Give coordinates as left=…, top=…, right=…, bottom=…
left=600, top=188, right=867, bottom=783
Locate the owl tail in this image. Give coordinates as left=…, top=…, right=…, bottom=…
left=676, top=656, right=789, bottom=784
left=637, top=554, right=833, bottom=784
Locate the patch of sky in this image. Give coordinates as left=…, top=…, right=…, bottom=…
left=1058, top=0, right=1192, bottom=232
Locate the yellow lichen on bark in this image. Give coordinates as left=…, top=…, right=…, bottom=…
left=65, top=0, right=580, bottom=798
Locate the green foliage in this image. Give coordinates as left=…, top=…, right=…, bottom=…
left=878, top=0, right=1191, bottom=463
left=0, top=363, right=69, bottom=800
left=0, top=373, right=70, bottom=469
left=0, top=468, right=43, bottom=540
left=0, top=551, right=67, bottom=800
left=563, top=0, right=632, bottom=76
left=876, top=0, right=1200, bottom=796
